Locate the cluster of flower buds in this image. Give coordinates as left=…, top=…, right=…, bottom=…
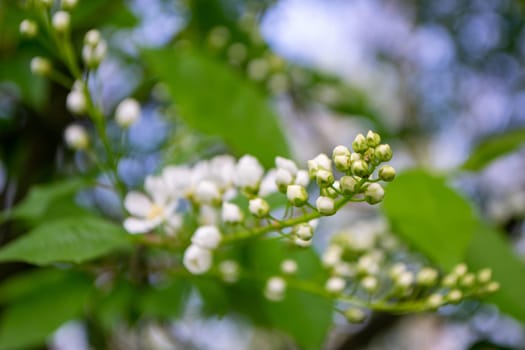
left=263, top=259, right=298, bottom=302
left=82, top=29, right=107, bottom=69
left=122, top=131, right=396, bottom=276
left=318, top=221, right=499, bottom=322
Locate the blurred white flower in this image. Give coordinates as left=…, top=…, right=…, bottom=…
left=115, top=98, right=141, bottom=128
left=234, top=155, right=264, bottom=191
left=64, top=124, right=89, bottom=150
left=221, top=202, right=243, bottom=223
left=183, top=244, right=212, bottom=275
left=191, top=225, right=222, bottom=250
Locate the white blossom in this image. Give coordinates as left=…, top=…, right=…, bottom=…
left=287, top=185, right=308, bottom=206
left=30, top=57, right=51, bottom=76
left=52, top=11, right=70, bottom=32
left=66, top=89, right=87, bottom=115
left=264, top=276, right=286, bottom=301
left=162, top=165, right=192, bottom=197
left=275, top=156, right=298, bottom=175
left=316, top=196, right=335, bottom=215
left=234, top=155, right=264, bottom=190
left=281, top=259, right=298, bottom=275
left=219, top=260, right=239, bottom=283
left=221, top=202, right=243, bottom=223
left=364, top=183, right=384, bottom=204
left=194, top=180, right=221, bottom=205
left=294, top=170, right=310, bottom=187
left=249, top=198, right=269, bottom=217
left=325, top=277, right=346, bottom=294
left=258, top=169, right=278, bottom=196
left=115, top=98, right=141, bottom=128
left=183, top=244, right=212, bottom=275
left=20, top=19, right=38, bottom=37
left=275, top=168, right=293, bottom=190
left=64, top=124, right=89, bottom=150
left=191, top=225, right=222, bottom=250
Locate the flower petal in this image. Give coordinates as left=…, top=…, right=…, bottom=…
left=123, top=217, right=157, bottom=234
left=124, top=191, right=152, bottom=217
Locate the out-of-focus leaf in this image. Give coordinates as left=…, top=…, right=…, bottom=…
left=0, top=217, right=132, bottom=265
left=143, top=47, right=290, bottom=167
left=8, top=178, right=88, bottom=222
left=194, top=278, right=230, bottom=316
left=0, top=272, right=91, bottom=350
left=461, top=128, right=525, bottom=171
left=246, top=240, right=333, bottom=350
left=466, top=225, right=525, bottom=323
left=383, top=170, right=478, bottom=270
left=71, top=0, right=137, bottom=29
left=0, top=269, right=67, bottom=303
left=140, top=280, right=191, bottom=319
left=94, top=280, right=135, bottom=331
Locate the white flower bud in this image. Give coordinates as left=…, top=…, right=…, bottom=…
left=453, top=263, right=468, bottom=277
left=115, top=98, right=140, bottom=128
left=334, top=155, right=351, bottom=172
left=417, top=267, right=438, bottom=286
left=460, top=273, right=475, bottom=287
left=294, top=223, right=313, bottom=241
left=61, top=0, right=78, bottom=10
left=316, top=169, right=334, bottom=188
left=486, top=281, right=500, bottom=293
left=191, top=225, right=222, bottom=250
left=247, top=58, right=269, bottom=81
left=333, top=145, right=351, bottom=158
left=84, top=30, right=101, bottom=46
left=234, top=155, right=264, bottom=192
left=351, top=160, right=369, bottom=177
left=82, top=40, right=107, bottom=68
left=275, top=168, right=293, bottom=192
left=183, top=244, right=212, bottom=275
left=340, top=176, right=358, bottom=195
left=396, top=271, right=414, bottom=288
left=442, top=274, right=457, bottom=287
left=281, top=259, right=298, bottom=275
left=322, top=245, right=343, bottom=267
left=219, top=260, right=239, bottom=283
left=294, top=170, right=310, bottom=187
left=378, top=165, right=396, bottom=182
left=30, top=57, right=51, bottom=76
left=194, top=180, right=221, bottom=205
left=294, top=237, right=312, bottom=247
left=389, top=263, right=406, bottom=279
left=325, top=276, right=346, bottom=294
left=374, top=144, right=393, bottom=162
left=20, top=19, right=38, bottom=37
left=357, top=255, right=379, bottom=275
left=477, top=268, right=492, bottom=283
left=366, top=130, right=381, bottom=147
left=350, top=152, right=361, bottom=162
left=52, top=11, right=70, bottom=32
left=221, top=202, right=243, bottom=224
left=352, top=133, right=368, bottom=153
left=64, top=124, right=89, bottom=150
left=249, top=197, right=269, bottom=217
left=427, top=294, right=443, bottom=308
left=287, top=184, right=308, bottom=206
left=264, top=276, right=286, bottom=301
left=316, top=196, right=335, bottom=215
left=275, top=156, right=298, bottom=175
left=308, top=153, right=332, bottom=175
left=364, top=183, right=384, bottom=204
left=66, top=89, right=87, bottom=115
left=344, top=308, right=366, bottom=323
left=447, top=289, right=462, bottom=302
left=361, top=276, right=378, bottom=292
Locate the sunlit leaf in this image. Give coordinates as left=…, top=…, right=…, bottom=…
left=143, top=47, right=290, bottom=167
left=462, top=128, right=525, bottom=171
left=383, top=170, right=478, bottom=270
left=0, top=217, right=132, bottom=265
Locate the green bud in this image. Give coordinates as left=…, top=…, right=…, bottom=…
left=416, top=267, right=438, bottom=286
left=374, top=144, right=393, bottom=162
left=351, top=160, right=369, bottom=177
left=352, top=133, right=368, bottom=153
left=287, top=185, right=308, bottom=207
left=340, top=176, right=358, bottom=195
left=378, top=165, right=396, bottom=182
left=366, top=130, right=381, bottom=147
left=477, top=268, right=492, bottom=283
left=316, top=169, right=335, bottom=188
left=344, top=308, right=366, bottom=323
left=460, top=273, right=475, bottom=287
left=316, top=196, right=336, bottom=216
left=447, top=289, right=462, bottom=303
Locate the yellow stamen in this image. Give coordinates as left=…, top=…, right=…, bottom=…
left=147, top=204, right=164, bottom=220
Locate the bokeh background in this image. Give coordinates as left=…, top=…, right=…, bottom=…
left=1, top=0, right=525, bottom=349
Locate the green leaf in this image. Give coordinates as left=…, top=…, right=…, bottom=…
left=0, top=272, right=91, bottom=350
left=9, top=178, right=88, bottom=222
left=140, top=280, right=191, bottom=319
left=0, top=217, right=132, bottom=265
left=383, top=170, right=478, bottom=270
left=466, top=225, right=525, bottom=323
left=462, top=128, right=525, bottom=171
left=0, top=269, right=68, bottom=303
left=246, top=240, right=333, bottom=350
left=71, top=0, right=137, bottom=29
left=143, top=47, right=290, bottom=167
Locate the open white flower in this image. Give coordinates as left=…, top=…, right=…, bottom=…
left=123, top=176, right=178, bottom=234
